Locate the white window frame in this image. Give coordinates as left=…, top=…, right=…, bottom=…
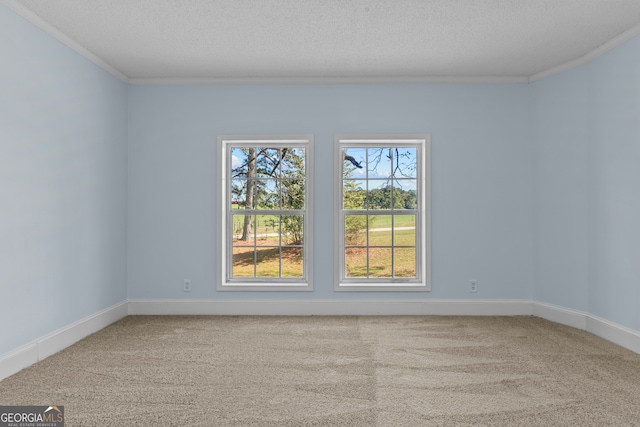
left=334, top=135, right=431, bottom=291
left=217, top=135, right=313, bottom=291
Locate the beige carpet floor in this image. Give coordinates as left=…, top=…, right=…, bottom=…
left=1, top=316, right=640, bottom=426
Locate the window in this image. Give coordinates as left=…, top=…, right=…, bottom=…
left=217, top=136, right=313, bottom=291
left=335, top=135, right=430, bottom=291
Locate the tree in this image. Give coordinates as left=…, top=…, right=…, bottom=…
left=240, top=148, right=256, bottom=241
left=280, top=148, right=305, bottom=244
left=231, top=147, right=306, bottom=243
left=367, top=185, right=416, bottom=210
left=343, top=163, right=367, bottom=245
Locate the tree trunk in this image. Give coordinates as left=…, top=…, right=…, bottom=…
left=241, top=148, right=256, bottom=241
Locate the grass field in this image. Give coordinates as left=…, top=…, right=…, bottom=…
left=345, top=247, right=416, bottom=278
left=232, top=246, right=303, bottom=278
left=230, top=210, right=416, bottom=279
left=365, top=214, right=415, bottom=228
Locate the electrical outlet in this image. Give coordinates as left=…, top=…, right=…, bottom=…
left=470, top=280, right=478, bottom=293
left=183, top=279, right=192, bottom=292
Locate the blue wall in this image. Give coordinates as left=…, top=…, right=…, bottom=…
left=531, top=65, right=590, bottom=312
left=127, top=84, right=533, bottom=301
left=531, top=35, right=640, bottom=331
left=0, top=5, right=128, bottom=355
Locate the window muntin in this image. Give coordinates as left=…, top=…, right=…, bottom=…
left=218, top=137, right=312, bottom=291
left=336, top=136, right=430, bottom=291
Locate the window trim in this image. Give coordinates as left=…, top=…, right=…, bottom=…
left=334, top=134, right=431, bottom=292
left=217, top=135, right=313, bottom=291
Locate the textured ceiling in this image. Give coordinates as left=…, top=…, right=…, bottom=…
left=6, top=0, right=640, bottom=83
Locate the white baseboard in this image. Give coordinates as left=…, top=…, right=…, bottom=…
left=533, top=301, right=640, bottom=355
left=532, top=302, right=587, bottom=330
left=0, top=343, right=39, bottom=383
left=0, top=301, right=128, bottom=382
left=127, top=299, right=533, bottom=316
left=586, top=314, right=640, bottom=355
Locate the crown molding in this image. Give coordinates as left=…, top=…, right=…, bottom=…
left=2, top=0, right=129, bottom=83
left=127, top=75, right=529, bottom=85
left=529, top=22, right=640, bottom=83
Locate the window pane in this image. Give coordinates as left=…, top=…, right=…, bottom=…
left=392, top=147, right=417, bottom=178
left=230, top=147, right=249, bottom=176
left=282, top=215, right=304, bottom=245
left=281, top=179, right=305, bottom=209
left=343, top=148, right=365, bottom=177
left=369, top=248, right=393, bottom=277
left=232, top=214, right=254, bottom=245
left=255, top=247, right=280, bottom=277
left=343, top=180, right=366, bottom=209
left=367, top=148, right=392, bottom=178
left=393, top=215, right=416, bottom=246
left=255, top=179, right=279, bottom=209
left=368, top=180, right=391, bottom=210
left=282, top=148, right=305, bottom=176
left=369, top=215, right=392, bottom=246
left=345, top=248, right=367, bottom=278
left=231, top=179, right=253, bottom=209
left=256, top=215, right=279, bottom=245
left=394, top=248, right=416, bottom=278
left=345, top=215, right=367, bottom=246
left=232, top=247, right=254, bottom=277
left=393, top=179, right=417, bottom=209
left=256, top=148, right=281, bottom=177
left=281, top=247, right=303, bottom=277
